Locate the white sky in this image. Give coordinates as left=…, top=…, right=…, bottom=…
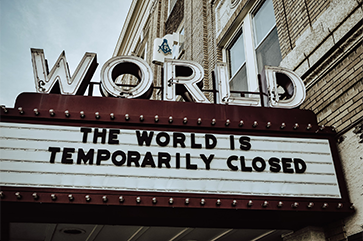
left=0, top=0, right=133, bottom=107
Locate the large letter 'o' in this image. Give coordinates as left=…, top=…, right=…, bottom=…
left=100, top=56, right=153, bottom=99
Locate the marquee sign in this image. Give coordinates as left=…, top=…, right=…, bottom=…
left=0, top=48, right=353, bottom=222
left=0, top=122, right=340, bottom=198
left=0, top=93, right=352, bottom=214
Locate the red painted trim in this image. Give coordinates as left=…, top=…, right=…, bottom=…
left=0, top=186, right=354, bottom=213
left=1, top=93, right=334, bottom=135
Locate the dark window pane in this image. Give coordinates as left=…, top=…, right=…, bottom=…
left=170, top=0, right=178, bottom=12
left=229, top=64, right=248, bottom=97
left=256, top=27, right=282, bottom=73
left=228, top=30, right=246, bottom=77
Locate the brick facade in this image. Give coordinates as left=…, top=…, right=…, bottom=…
left=115, top=0, right=363, bottom=239
left=274, top=0, right=332, bottom=58
left=301, top=40, right=363, bottom=132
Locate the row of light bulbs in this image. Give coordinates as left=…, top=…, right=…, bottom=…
left=1, top=191, right=349, bottom=209
left=5, top=107, right=331, bottom=131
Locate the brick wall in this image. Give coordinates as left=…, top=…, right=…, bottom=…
left=295, top=4, right=363, bottom=238
left=274, top=0, right=332, bottom=58
left=183, top=0, right=214, bottom=100
left=300, top=39, right=363, bottom=132
left=338, top=124, right=363, bottom=238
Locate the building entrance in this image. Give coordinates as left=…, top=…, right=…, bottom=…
left=9, top=222, right=292, bottom=241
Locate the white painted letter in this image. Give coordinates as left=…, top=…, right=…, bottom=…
left=163, top=59, right=210, bottom=103
left=100, top=56, right=153, bottom=99
left=214, top=62, right=260, bottom=106
left=31, top=48, right=97, bottom=95
left=214, top=62, right=230, bottom=104
left=215, top=63, right=306, bottom=108
left=264, top=66, right=306, bottom=108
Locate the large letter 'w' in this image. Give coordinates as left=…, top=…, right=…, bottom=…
left=31, top=48, right=98, bottom=95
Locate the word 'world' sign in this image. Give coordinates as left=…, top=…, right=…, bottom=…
left=31, top=49, right=306, bottom=108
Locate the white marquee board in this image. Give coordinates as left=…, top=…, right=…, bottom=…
left=0, top=122, right=341, bottom=198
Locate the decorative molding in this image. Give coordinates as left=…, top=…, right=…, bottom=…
left=230, top=0, right=240, bottom=8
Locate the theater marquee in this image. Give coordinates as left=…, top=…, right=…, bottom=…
left=0, top=49, right=354, bottom=224
left=0, top=92, right=352, bottom=215
left=1, top=122, right=340, bottom=198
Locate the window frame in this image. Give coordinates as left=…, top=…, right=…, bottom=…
left=172, top=21, right=185, bottom=59
left=222, top=0, right=279, bottom=98
left=168, top=0, right=178, bottom=15
left=226, top=28, right=246, bottom=81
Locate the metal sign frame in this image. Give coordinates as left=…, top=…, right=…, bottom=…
left=0, top=93, right=354, bottom=232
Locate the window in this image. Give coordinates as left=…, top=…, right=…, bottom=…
left=172, top=25, right=185, bottom=59
left=253, top=0, right=282, bottom=73
left=227, top=29, right=248, bottom=97
left=179, top=27, right=185, bottom=53
left=169, top=0, right=178, bottom=14
left=140, top=42, right=147, bottom=60
left=224, top=0, right=281, bottom=98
